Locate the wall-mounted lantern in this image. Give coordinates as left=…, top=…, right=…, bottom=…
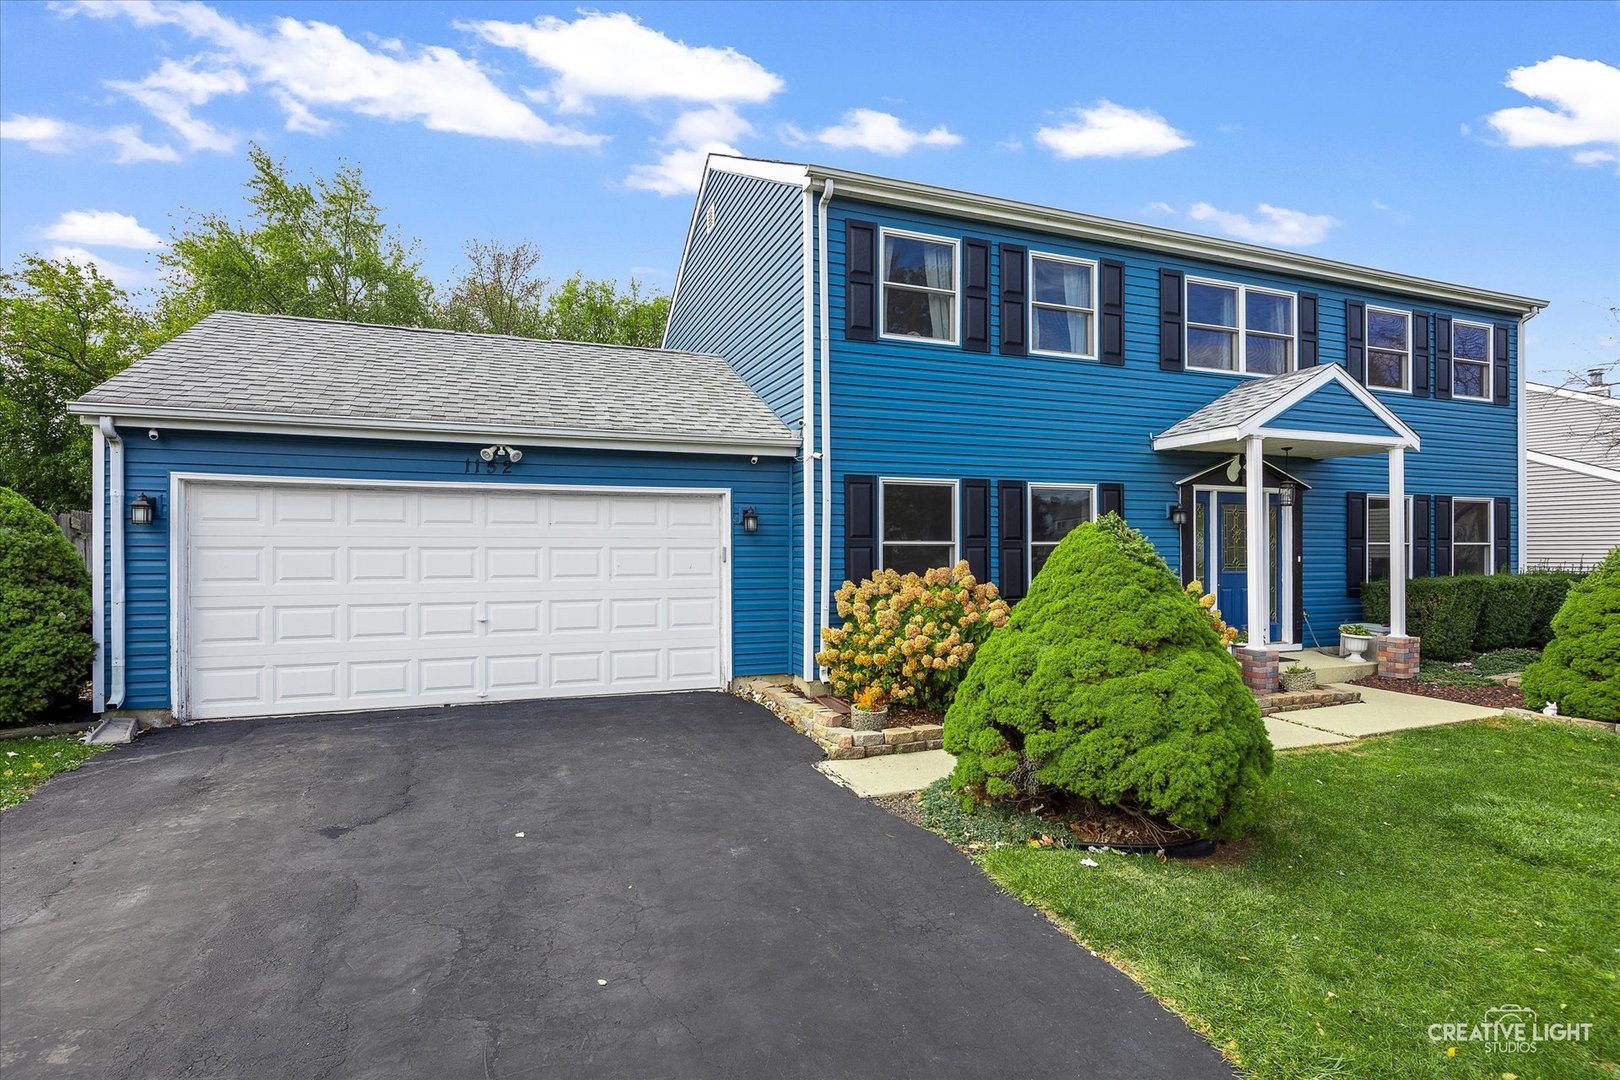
left=740, top=507, right=760, bottom=534
left=1168, top=504, right=1189, bottom=527
left=1278, top=481, right=1297, bottom=508
left=129, top=493, right=156, bottom=526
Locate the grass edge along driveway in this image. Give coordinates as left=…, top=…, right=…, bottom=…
left=1, top=735, right=107, bottom=809
left=946, top=718, right=1619, bottom=1079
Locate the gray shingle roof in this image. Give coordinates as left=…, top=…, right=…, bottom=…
left=72, top=311, right=799, bottom=452
left=1157, top=365, right=1328, bottom=439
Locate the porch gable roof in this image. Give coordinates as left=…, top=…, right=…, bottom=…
left=1152, top=364, right=1420, bottom=458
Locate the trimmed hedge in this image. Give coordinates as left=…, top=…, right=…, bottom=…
left=1522, top=547, right=1620, bottom=721
left=1362, top=571, right=1581, bottom=661
left=0, top=487, right=96, bottom=724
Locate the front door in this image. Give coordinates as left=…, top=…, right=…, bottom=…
left=1211, top=491, right=1283, bottom=643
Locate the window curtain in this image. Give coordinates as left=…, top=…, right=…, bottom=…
left=924, top=244, right=953, bottom=338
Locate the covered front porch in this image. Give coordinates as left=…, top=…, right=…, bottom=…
left=1153, top=365, right=1423, bottom=689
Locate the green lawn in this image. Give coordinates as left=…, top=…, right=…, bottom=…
left=0, top=734, right=108, bottom=809
left=936, top=718, right=1620, bottom=1079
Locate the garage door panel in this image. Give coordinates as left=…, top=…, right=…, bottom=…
left=184, top=484, right=726, bottom=719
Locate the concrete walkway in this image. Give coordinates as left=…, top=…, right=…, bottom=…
left=817, top=749, right=955, bottom=797
left=1267, top=682, right=1505, bottom=747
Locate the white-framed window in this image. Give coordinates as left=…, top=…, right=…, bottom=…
left=1452, top=498, right=1494, bottom=575
left=1451, top=320, right=1492, bottom=401
left=1367, top=495, right=1414, bottom=580
left=880, top=229, right=958, bottom=344
left=1030, top=253, right=1097, bottom=358
left=879, top=478, right=958, bottom=575
left=1186, top=279, right=1296, bottom=376
left=1029, top=484, right=1096, bottom=580
left=1366, top=307, right=1411, bottom=392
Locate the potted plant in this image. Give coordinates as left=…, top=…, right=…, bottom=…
left=850, top=685, right=890, bottom=732
left=1339, top=624, right=1373, bottom=663
left=1280, top=663, right=1318, bottom=692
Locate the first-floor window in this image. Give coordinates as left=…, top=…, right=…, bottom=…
left=1453, top=498, right=1493, bottom=575
left=1030, top=484, right=1095, bottom=579
left=880, top=479, right=956, bottom=574
left=1451, top=320, right=1492, bottom=400
left=1367, top=496, right=1413, bottom=580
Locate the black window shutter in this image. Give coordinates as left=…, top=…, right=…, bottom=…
left=997, top=480, right=1028, bottom=600
left=845, top=221, right=876, bottom=342
left=1159, top=269, right=1184, bottom=371
left=1493, top=325, right=1511, bottom=406
left=963, top=239, right=991, bottom=353
left=1345, top=300, right=1366, bottom=383
left=1100, top=259, right=1126, bottom=366
left=1299, top=292, right=1320, bottom=367
left=1434, top=315, right=1452, bottom=400
left=1099, top=482, right=1125, bottom=521
left=997, top=244, right=1027, bottom=355
left=844, top=474, right=877, bottom=584
left=1412, top=312, right=1431, bottom=397
left=1346, top=491, right=1367, bottom=598
left=1494, top=497, right=1511, bottom=572
left=1412, top=494, right=1431, bottom=577
left=961, top=479, right=990, bottom=581
left=1434, top=495, right=1453, bottom=575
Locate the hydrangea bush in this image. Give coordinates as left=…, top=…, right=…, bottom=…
left=942, top=514, right=1273, bottom=839
left=816, top=561, right=1011, bottom=710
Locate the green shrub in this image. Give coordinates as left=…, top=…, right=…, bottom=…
left=942, top=513, right=1272, bottom=839
left=816, top=561, right=1010, bottom=710
left=1361, top=571, right=1578, bottom=661
left=0, top=487, right=96, bottom=724
left=1522, top=548, right=1620, bottom=721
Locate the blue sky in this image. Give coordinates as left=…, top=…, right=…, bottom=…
left=2, top=1, right=1616, bottom=381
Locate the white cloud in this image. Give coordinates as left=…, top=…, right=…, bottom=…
left=1573, top=149, right=1619, bottom=167
left=1144, top=201, right=1176, bottom=215
left=1485, top=56, right=1620, bottom=164
left=46, top=245, right=151, bottom=288
left=666, top=104, right=751, bottom=146
left=105, top=124, right=181, bottom=162
left=1035, top=101, right=1192, bottom=159
left=460, top=12, right=783, bottom=114
left=62, top=0, right=601, bottom=150
left=626, top=144, right=737, bottom=196
left=1183, top=202, right=1340, bottom=246
left=0, top=112, right=178, bottom=162
left=813, top=109, right=960, bottom=156
left=44, top=209, right=163, bottom=249
left=0, top=114, right=76, bottom=151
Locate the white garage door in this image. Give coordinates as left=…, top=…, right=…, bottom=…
left=179, top=481, right=728, bottom=720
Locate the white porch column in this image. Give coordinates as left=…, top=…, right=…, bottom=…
left=1245, top=435, right=1268, bottom=647
left=1388, top=446, right=1407, bottom=637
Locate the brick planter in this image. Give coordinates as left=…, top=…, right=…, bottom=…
left=734, top=677, right=947, bottom=760
left=1234, top=647, right=1279, bottom=695
left=1375, top=635, right=1421, bottom=680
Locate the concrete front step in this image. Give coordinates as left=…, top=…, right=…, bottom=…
left=1255, top=688, right=1362, bottom=717
left=1278, top=649, right=1377, bottom=683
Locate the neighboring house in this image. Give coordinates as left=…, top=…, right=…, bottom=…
left=72, top=157, right=1548, bottom=722
left=1524, top=373, right=1620, bottom=569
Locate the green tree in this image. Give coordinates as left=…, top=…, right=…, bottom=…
left=157, top=143, right=435, bottom=337
left=0, top=256, right=150, bottom=512
left=0, top=486, right=97, bottom=723
left=536, top=273, right=669, bottom=347
left=436, top=238, right=550, bottom=337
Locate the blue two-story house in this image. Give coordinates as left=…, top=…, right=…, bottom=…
left=665, top=155, right=1546, bottom=682
left=72, top=155, right=1545, bottom=722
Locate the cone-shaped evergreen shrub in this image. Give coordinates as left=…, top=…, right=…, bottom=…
left=943, top=513, right=1273, bottom=838
left=1522, top=546, right=1620, bottom=722
left=0, top=487, right=96, bottom=723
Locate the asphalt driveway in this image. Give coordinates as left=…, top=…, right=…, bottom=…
left=0, top=693, right=1232, bottom=1079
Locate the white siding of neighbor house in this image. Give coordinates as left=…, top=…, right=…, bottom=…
left=1526, top=385, right=1620, bottom=469
left=1525, top=457, right=1620, bottom=570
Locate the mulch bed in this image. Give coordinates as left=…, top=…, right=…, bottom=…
left=875, top=790, right=1200, bottom=849
left=1352, top=674, right=1524, bottom=709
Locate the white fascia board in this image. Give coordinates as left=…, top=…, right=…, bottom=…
left=1152, top=425, right=1244, bottom=451
left=1241, top=365, right=1421, bottom=449
left=1526, top=382, right=1620, bottom=409
left=71, top=408, right=801, bottom=457
left=805, top=167, right=1547, bottom=316
left=707, top=154, right=811, bottom=185
left=1253, top=426, right=1412, bottom=449
left=1527, top=449, right=1620, bottom=483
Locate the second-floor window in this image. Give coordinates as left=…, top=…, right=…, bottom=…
left=1452, top=320, right=1492, bottom=401
left=1366, top=308, right=1411, bottom=391
left=1030, top=254, right=1096, bottom=358
left=1186, top=280, right=1295, bottom=376
left=881, top=230, right=957, bottom=344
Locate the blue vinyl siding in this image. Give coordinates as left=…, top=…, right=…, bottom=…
left=1272, top=380, right=1403, bottom=437
left=814, top=196, right=1522, bottom=644
left=664, top=168, right=806, bottom=424
left=101, top=429, right=792, bottom=711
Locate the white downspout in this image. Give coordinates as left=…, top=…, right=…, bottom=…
left=1515, top=306, right=1540, bottom=572
left=817, top=178, right=836, bottom=678
left=99, top=416, right=125, bottom=709
left=799, top=186, right=817, bottom=679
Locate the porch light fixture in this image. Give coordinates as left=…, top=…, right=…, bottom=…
left=740, top=507, right=760, bottom=534
left=1168, top=504, right=1189, bottom=527
left=129, top=493, right=156, bottom=526
left=1278, top=446, right=1296, bottom=507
